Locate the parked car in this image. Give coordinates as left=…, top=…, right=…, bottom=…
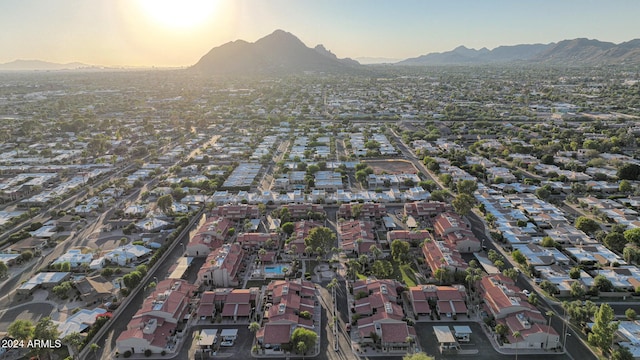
left=522, top=289, right=530, bottom=296
left=220, top=340, right=234, bottom=347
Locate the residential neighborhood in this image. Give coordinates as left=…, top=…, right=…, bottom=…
left=0, top=65, right=639, bottom=360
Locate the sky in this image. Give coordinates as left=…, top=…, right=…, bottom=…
left=1, top=0, right=639, bottom=66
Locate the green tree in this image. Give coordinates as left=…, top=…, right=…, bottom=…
left=33, top=317, right=60, bottom=358
left=249, top=321, right=261, bottom=333
left=0, top=261, right=8, bottom=278
left=564, top=300, right=597, bottom=326
left=604, top=232, right=628, bottom=253
left=624, top=228, right=640, bottom=246
left=625, top=308, right=637, bottom=321
left=541, top=236, right=557, bottom=248
left=617, top=163, right=640, bottom=180
left=281, top=222, right=294, bottom=235
left=570, top=281, right=586, bottom=299
left=456, top=180, right=478, bottom=195
left=452, top=193, right=475, bottom=216
left=588, top=303, right=619, bottom=354
left=89, top=343, right=100, bottom=359
left=8, top=319, right=33, bottom=341
left=403, top=352, right=435, bottom=360
left=304, top=227, right=336, bottom=257
left=575, top=216, right=600, bottom=234
left=156, top=194, right=174, bottom=213
left=371, top=260, right=394, bottom=278
left=430, top=190, right=450, bottom=202
left=512, top=250, right=526, bottom=265
left=612, top=346, right=634, bottom=360
left=619, top=180, right=633, bottom=193
left=502, top=268, right=518, bottom=281
left=290, top=327, right=317, bottom=355
left=122, top=270, right=143, bottom=289
left=495, top=323, right=508, bottom=340
left=63, top=332, right=84, bottom=360
left=391, top=239, right=411, bottom=264
left=569, top=267, right=581, bottom=279
left=594, top=274, right=614, bottom=292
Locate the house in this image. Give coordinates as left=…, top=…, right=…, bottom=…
left=220, top=288, right=258, bottom=322
left=408, top=285, right=467, bottom=319
left=500, top=312, right=559, bottom=350
left=116, top=279, right=197, bottom=355
left=134, top=217, right=171, bottom=232
left=338, top=202, right=387, bottom=220
left=197, top=243, right=245, bottom=287
left=351, top=279, right=417, bottom=353
left=236, top=232, right=279, bottom=250
left=210, top=204, right=260, bottom=220
left=339, top=220, right=377, bottom=255
left=187, top=217, right=233, bottom=257
left=55, top=308, right=108, bottom=338
left=280, top=204, right=326, bottom=220
left=75, top=275, right=115, bottom=306
left=422, top=241, right=468, bottom=276
left=195, top=291, right=219, bottom=322
left=404, top=201, right=451, bottom=219
left=479, top=274, right=537, bottom=319
left=105, top=244, right=152, bottom=266
left=433, top=212, right=480, bottom=253
left=18, top=272, right=71, bottom=295
left=52, top=249, right=93, bottom=269
left=387, top=230, right=432, bottom=245
left=255, top=279, right=318, bottom=354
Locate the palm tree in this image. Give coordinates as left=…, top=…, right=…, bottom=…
left=258, top=248, right=267, bottom=264
left=405, top=336, right=415, bottom=353
left=89, top=343, right=100, bottom=360
left=545, top=310, right=553, bottom=349
left=370, top=245, right=382, bottom=260
left=248, top=321, right=260, bottom=333
left=513, top=331, right=521, bottom=360
left=195, top=332, right=204, bottom=360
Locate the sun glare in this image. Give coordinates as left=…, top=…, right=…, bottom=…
left=136, top=0, right=218, bottom=30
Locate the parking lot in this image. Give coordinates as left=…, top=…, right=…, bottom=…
left=187, top=324, right=253, bottom=359
left=413, top=322, right=570, bottom=360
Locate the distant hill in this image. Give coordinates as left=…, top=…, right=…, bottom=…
left=191, top=29, right=361, bottom=75
left=0, top=59, right=91, bottom=71
left=398, top=38, right=640, bottom=66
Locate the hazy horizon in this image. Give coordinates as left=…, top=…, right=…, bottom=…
left=1, top=0, right=639, bottom=67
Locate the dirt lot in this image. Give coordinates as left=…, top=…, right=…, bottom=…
left=364, top=159, right=418, bottom=175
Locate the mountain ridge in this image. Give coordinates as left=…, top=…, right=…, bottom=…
left=0, top=59, right=91, bottom=71
left=398, top=38, right=640, bottom=65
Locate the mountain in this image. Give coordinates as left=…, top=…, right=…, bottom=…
left=191, top=30, right=361, bottom=75
left=398, top=38, right=640, bottom=66
left=0, top=59, right=90, bottom=71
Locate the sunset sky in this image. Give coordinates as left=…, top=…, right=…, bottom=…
left=1, top=0, right=639, bottom=66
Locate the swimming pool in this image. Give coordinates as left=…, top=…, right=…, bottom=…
left=264, top=264, right=287, bottom=274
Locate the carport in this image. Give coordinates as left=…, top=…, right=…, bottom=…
left=433, top=326, right=459, bottom=353
left=220, top=328, right=238, bottom=341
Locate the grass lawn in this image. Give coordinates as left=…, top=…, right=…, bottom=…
left=398, top=263, right=418, bottom=287
left=356, top=272, right=368, bottom=280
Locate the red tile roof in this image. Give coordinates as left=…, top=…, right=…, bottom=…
left=262, top=323, right=293, bottom=345
left=380, top=322, right=411, bottom=343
